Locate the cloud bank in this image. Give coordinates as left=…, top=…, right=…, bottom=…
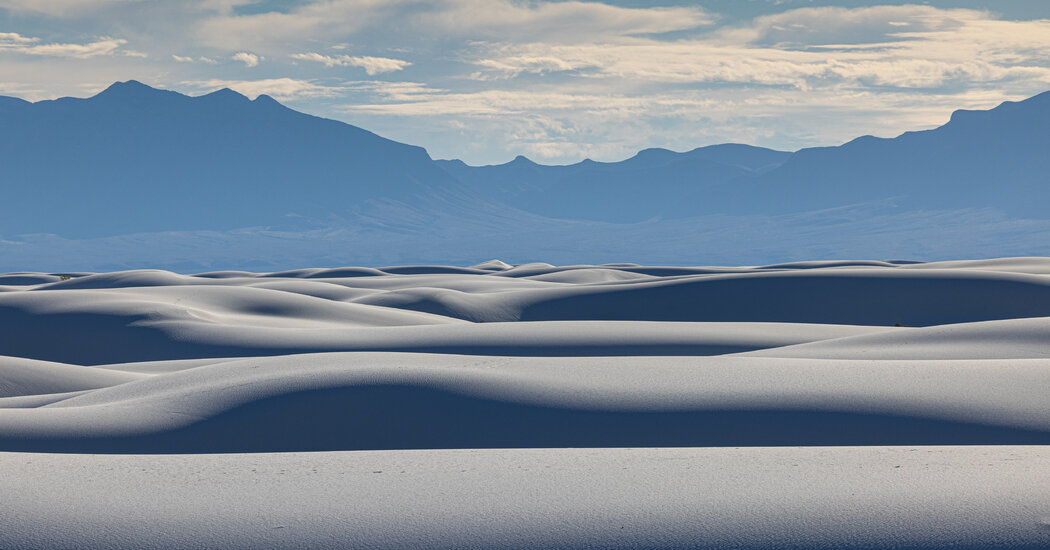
left=2, top=1, right=1049, bottom=163
left=291, top=52, right=411, bottom=74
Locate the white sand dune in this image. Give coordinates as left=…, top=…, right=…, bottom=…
left=3, top=258, right=1050, bottom=548
left=0, top=356, right=144, bottom=398
left=2, top=352, right=1050, bottom=453
left=739, top=316, right=1050, bottom=360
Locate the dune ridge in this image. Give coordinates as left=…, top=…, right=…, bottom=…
left=3, top=257, right=1050, bottom=451
left=3, top=258, right=1050, bottom=548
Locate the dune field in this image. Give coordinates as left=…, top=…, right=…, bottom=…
left=3, top=257, right=1050, bottom=548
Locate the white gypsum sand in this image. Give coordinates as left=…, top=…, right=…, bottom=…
left=3, top=447, right=1050, bottom=549
left=1, top=258, right=1050, bottom=548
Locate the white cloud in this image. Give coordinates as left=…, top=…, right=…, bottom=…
left=0, top=32, right=38, bottom=43
left=0, top=34, right=130, bottom=58
left=184, top=78, right=346, bottom=100
left=198, top=0, right=712, bottom=51
left=471, top=55, right=587, bottom=80
left=343, top=80, right=447, bottom=100
left=325, top=4, right=1050, bottom=164
left=470, top=40, right=1050, bottom=91
left=464, top=7, right=1050, bottom=92
left=343, top=87, right=714, bottom=117
left=727, top=5, right=987, bottom=47
left=0, top=81, right=46, bottom=99
left=418, top=0, right=711, bottom=40
left=3, top=2, right=1050, bottom=166
left=340, top=84, right=1030, bottom=163
left=173, top=54, right=220, bottom=64
left=232, top=51, right=261, bottom=67
left=291, top=52, right=410, bottom=74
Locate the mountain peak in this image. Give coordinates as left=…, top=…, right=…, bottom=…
left=253, top=94, right=280, bottom=105
left=631, top=147, right=675, bottom=159
left=0, top=79, right=466, bottom=238
left=508, top=155, right=538, bottom=166
left=94, top=80, right=158, bottom=98
left=199, top=87, right=250, bottom=102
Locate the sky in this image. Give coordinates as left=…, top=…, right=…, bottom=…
left=1, top=1, right=1049, bottom=166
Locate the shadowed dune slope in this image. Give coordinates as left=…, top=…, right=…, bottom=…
left=2, top=258, right=1050, bottom=454
left=1, top=352, right=1050, bottom=453
left=0, top=356, right=144, bottom=398
left=348, top=266, right=1050, bottom=325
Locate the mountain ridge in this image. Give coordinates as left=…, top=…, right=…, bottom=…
left=436, top=143, right=792, bottom=222
left=441, top=92, right=1050, bottom=220
left=741, top=90, right=1050, bottom=216
left=0, top=81, right=1047, bottom=269
left=0, top=80, right=495, bottom=237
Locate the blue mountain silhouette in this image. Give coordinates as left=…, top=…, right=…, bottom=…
left=443, top=91, right=1050, bottom=220
left=742, top=91, right=1050, bottom=216
left=0, top=81, right=487, bottom=237
left=1, top=81, right=1048, bottom=246
left=437, top=144, right=789, bottom=222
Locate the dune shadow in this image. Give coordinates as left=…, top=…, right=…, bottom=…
left=4, top=384, right=1050, bottom=453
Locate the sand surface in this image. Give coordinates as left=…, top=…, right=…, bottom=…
left=2, top=258, right=1049, bottom=548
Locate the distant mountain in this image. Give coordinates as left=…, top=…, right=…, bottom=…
left=437, top=144, right=790, bottom=222
left=441, top=92, right=1050, bottom=220
left=1, top=81, right=1048, bottom=270
left=741, top=91, right=1050, bottom=216
left=0, top=80, right=504, bottom=237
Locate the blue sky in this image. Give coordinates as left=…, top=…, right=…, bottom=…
left=2, top=1, right=1049, bottom=165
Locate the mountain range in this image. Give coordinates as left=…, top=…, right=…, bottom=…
left=442, top=90, right=1050, bottom=221
left=437, top=144, right=791, bottom=222
left=0, top=80, right=508, bottom=237
left=0, top=80, right=1048, bottom=270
